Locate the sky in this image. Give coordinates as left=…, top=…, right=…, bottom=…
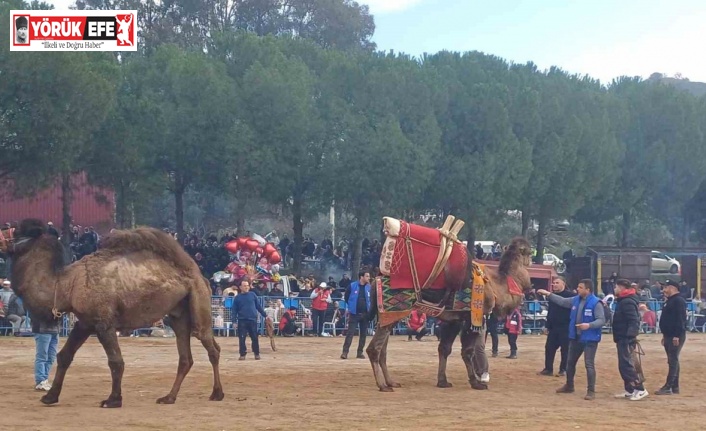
left=45, top=0, right=706, bottom=84
left=364, top=0, right=706, bottom=84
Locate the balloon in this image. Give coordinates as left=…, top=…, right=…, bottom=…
left=225, top=262, right=238, bottom=273
left=263, top=243, right=277, bottom=257
left=269, top=251, right=282, bottom=264
left=236, top=237, right=248, bottom=248
left=225, top=240, right=239, bottom=253
left=255, top=246, right=264, bottom=255
left=252, top=233, right=267, bottom=246
left=245, top=239, right=259, bottom=251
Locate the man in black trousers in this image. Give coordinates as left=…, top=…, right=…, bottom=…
left=537, top=277, right=574, bottom=377
left=656, top=279, right=687, bottom=395
left=611, top=279, right=648, bottom=400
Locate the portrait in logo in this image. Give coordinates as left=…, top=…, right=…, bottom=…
left=115, top=13, right=134, bottom=46
left=14, top=15, right=29, bottom=44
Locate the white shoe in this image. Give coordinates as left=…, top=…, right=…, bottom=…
left=614, top=391, right=633, bottom=399
left=481, top=372, right=490, bottom=383
left=34, top=382, right=45, bottom=391
left=630, top=389, right=648, bottom=401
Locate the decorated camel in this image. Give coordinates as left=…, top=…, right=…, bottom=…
left=0, top=219, right=224, bottom=408
left=366, top=215, right=532, bottom=392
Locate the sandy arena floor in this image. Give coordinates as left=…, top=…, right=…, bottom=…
left=1, top=332, right=705, bottom=430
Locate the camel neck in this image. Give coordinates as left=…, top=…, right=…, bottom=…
left=12, top=241, right=73, bottom=319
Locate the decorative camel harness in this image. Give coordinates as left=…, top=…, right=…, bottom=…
left=380, top=215, right=491, bottom=332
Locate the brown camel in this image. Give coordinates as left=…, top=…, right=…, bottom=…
left=1, top=219, right=224, bottom=408
left=366, top=236, right=532, bottom=392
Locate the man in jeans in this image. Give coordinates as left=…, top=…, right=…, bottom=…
left=656, top=280, right=687, bottom=395
left=231, top=280, right=269, bottom=360
left=611, top=279, right=648, bottom=400
left=537, top=279, right=606, bottom=401
left=34, top=317, right=59, bottom=391
left=341, top=271, right=371, bottom=360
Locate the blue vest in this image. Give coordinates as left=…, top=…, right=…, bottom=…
left=347, top=281, right=371, bottom=315
left=568, top=294, right=602, bottom=343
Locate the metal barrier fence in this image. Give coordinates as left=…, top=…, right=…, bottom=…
left=2, top=296, right=704, bottom=337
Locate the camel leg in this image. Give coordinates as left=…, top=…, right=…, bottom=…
left=379, top=326, right=400, bottom=388
left=157, top=313, right=193, bottom=404
left=366, top=323, right=394, bottom=392
left=437, top=321, right=460, bottom=388
left=196, top=328, right=224, bottom=401
left=40, top=321, right=93, bottom=406
left=461, top=330, right=487, bottom=390
left=95, top=328, right=125, bottom=408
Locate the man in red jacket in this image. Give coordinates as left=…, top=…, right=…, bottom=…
left=310, top=282, right=332, bottom=336
left=407, top=309, right=428, bottom=341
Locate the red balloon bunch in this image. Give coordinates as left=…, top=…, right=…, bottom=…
left=224, top=236, right=281, bottom=264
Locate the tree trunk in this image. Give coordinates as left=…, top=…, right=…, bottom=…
left=115, top=180, right=126, bottom=229
left=521, top=209, right=530, bottom=238
left=682, top=209, right=689, bottom=248
left=236, top=195, right=247, bottom=235
left=620, top=210, right=631, bottom=248
left=534, top=216, right=548, bottom=264
left=175, top=187, right=185, bottom=240
left=128, top=200, right=136, bottom=229
left=465, top=221, right=477, bottom=255
left=291, top=194, right=304, bottom=276
left=351, top=209, right=365, bottom=275
left=60, top=172, right=73, bottom=263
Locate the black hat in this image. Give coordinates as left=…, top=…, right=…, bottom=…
left=16, top=16, right=28, bottom=29
left=664, top=280, right=679, bottom=289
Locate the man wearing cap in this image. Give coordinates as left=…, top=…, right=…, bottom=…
left=1, top=280, right=26, bottom=335
left=278, top=306, right=299, bottom=337
left=656, top=279, right=687, bottom=395
left=611, top=279, right=648, bottom=400
left=310, top=281, right=332, bottom=336
left=47, top=222, right=59, bottom=238
left=15, top=16, right=29, bottom=44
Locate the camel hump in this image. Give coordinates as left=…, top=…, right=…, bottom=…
left=101, top=228, right=197, bottom=273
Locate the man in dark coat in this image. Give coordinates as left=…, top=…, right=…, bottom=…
left=656, top=279, right=688, bottom=395
left=538, top=277, right=574, bottom=377
left=611, top=279, right=647, bottom=400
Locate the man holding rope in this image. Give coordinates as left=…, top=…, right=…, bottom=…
left=611, top=279, right=648, bottom=400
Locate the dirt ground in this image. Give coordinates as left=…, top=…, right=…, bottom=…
left=1, top=332, right=705, bottom=431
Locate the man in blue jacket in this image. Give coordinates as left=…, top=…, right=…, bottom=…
left=341, top=271, right=371, bottom=360
left=538, top=279, right=605, bottom=400
left=231, top=279, right=269, bottom=360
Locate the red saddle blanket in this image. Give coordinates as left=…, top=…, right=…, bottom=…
left=382, top=219, right=468, bottom=290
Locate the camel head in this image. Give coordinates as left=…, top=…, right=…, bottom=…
left=507, top=236, right=533, bottom=267
left=6, top=219, right=47, bottom=256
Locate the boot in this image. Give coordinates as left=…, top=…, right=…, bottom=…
left=506, top=351, right=517, bottom=359
left=584, top=390, right=595, bottom=400
left=491, top=351, right=498, bottom=358
left=556, top=384, right=575, bottom=394
left=655, top=386, right=673, bottom=395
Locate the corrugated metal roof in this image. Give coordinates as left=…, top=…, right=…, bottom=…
left=0, top=172, right=115, bottom=233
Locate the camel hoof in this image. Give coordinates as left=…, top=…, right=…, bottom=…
left=209, top=389, right=225, bottom=401
left=40, top=393, right=59, bottom=405
left=437, top=381, right=453, bottom=388
left=100, top=398, right=123, bottom=408
left=379, top=386, right=395, bottom=392
left=156, top=395, right=176, bottom=405
left=387, top=382, right=401, bottom=388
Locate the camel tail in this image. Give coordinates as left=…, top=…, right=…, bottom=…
left=101, top=227, right=198, bottom=273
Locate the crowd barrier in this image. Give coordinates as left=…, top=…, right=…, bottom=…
left=2, top=296, right=705, bottom=337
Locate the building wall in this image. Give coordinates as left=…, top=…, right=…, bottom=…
left=0, top=172, right=115, bottom=234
